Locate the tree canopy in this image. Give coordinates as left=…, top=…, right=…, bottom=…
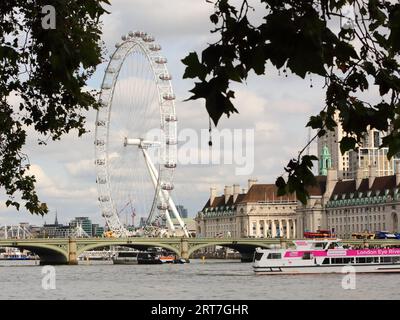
left=0, top=0, right=109, bottom=214
left=182, top=0, right=400, bottom=203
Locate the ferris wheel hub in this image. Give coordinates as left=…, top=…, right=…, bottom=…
left=123, top=137, right=161, bottom=149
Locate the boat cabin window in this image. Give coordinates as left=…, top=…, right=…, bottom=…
left=327, top=242, right=342, bottom=249
left=267, top=253, right=281, bottom=259
left=254, top=252, right=264, bottom=261
left=356, top=257, right=366, bottom=263
left=302, top=252, right=313, bottom=260
left=379, top=257, right=400, bottom=263
left=332, top=258, right=343, bottom=264
left=313, top=242, right=326, bottom=249
left=118, top=252, right=138, bottom=258
left=322, top=258, right=330, bottom=264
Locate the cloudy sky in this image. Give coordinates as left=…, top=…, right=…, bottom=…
left=1, top=0, right=327, bottom=226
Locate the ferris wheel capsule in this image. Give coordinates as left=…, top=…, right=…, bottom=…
left=161, top=182, right=174, bottom=191
left=165, top=114, right=177, bottom=122
left=134, top=31, right=147, bottom=38
left=159, top=73, right=171, bottom=81
left=157, top=203, right=169, bottom=211
left=163, top=93, right=176, bottom=101
left=155, top=57, right=167, bottom=64
left=164, top=162, right=177, bottom=169
left=95, top=159, right=105, bottom=165
left=143, top=35, right=155, bottom=42
left=98, top=196, right=110, bottom=202
left=96, top=177, right=107, bottom=184
left=149, top=44, right=161, bottom=51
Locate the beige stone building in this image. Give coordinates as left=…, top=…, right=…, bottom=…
left=298, top=167, right=400, bottom=238
left=195, top=179, right=301, bottom=239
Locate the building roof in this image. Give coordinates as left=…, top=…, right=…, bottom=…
left=201, top=183, right=297, bottom=211
left=330, top=175, right=399, bottom=200
left=240, top=184, right=296, bottom=203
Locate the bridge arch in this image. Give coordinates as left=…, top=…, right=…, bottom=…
left=76, top=241, right=181, bottom=257
left=187, top=241, right=272, bottom=258
left=3, top=244, right=69, bottom=265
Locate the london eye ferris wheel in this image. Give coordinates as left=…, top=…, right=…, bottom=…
left=94, top=31, right=188, bottom=237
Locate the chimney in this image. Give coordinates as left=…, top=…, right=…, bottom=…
left=356, top=168, right=364, bottom=190
left=396, top=161, right=400, bottom=186
left=325, top=168, right=338, bottom=199
left=242, top=188, right=248, bottom=194
left=248, top=178, right=258, bottom=190
left=368, top=165, right=376, bottom=189
left=233, top=184, right=240, bottom=203
left=224, top=185, right=233, bottom=204
left=210, top=187, right=217, bottom=206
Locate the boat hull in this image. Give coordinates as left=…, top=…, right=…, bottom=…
left=112, top=259, right=138, bottom=265
left=254, top=264, right=400, bottom=275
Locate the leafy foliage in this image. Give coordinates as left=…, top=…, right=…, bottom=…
left=182, top=0, right=400, bottom=204
left=0, top=0, right=109, bottom=214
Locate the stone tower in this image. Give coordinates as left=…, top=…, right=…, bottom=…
left=319, top=144, right=332, bottom=176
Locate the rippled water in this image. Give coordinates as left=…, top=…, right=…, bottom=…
left=0, top=259, right=399, bottom=299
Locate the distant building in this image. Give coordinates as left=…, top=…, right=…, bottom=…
left=139, top=217, right=147, bottom=228
left=40, top=212, right=72, bottom=238
left=91, top=224, right=104, bottom=237
left=171, top=218, right=196, bottom=236
left=69, top=217, right=93, bottom=237
left=317, top=113, right=398, bottom=179
left=196, top=180, right=300, bottom=238
left=176, top=205, right=188, bottom=218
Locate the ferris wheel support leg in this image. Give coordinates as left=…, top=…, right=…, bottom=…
left=142, top=149, right=175, bottom=232
left=142, top=149, right=189, bottom=238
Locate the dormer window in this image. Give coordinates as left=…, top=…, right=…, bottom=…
left=350, top=193, right=354, bottom=199
left=385, top=189, right=390, bottom=196
left=358, top=192, right=363, bottom=198
left=367, top=191, right=372, bottom=197
left=334, top=195, right=338, bottom=200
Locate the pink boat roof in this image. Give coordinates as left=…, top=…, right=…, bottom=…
left=284, top=248, right=400, bottom=258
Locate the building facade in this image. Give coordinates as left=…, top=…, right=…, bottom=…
left=299, top=167, right=400, bottom=238
left=317, top=112, right=397, bottom=179
left=196, top=180, right=301, bottom=239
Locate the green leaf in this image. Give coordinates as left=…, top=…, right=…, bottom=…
left=340, top=136, right=357, bottom=154
left=181, top=52, right=207, bottom=80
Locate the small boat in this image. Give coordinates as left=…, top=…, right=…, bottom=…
left=112, top=251, right=163, bottom=265
left=0, top=249, right=31, bottom=260
left=253, top=239, right=400, bottom=275
left=112, top=250, right=188, bottom=265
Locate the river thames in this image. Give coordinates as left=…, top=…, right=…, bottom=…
left=0, top=259, right=399, bottom=299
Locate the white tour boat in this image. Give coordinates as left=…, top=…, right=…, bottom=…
left=253, top=239, right=400, bottom=274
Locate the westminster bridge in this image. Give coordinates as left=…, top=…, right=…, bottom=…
left=0, top=237, right=399, bottom=265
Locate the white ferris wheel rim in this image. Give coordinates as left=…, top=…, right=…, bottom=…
left=94, top=31, right=179, bottom=237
